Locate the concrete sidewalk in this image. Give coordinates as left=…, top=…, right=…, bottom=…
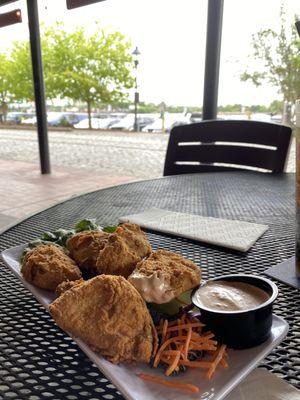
left=0, top=159, right=135, bottom=230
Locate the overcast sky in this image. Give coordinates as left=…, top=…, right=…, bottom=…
left=1, top=0, right=299, bottom=106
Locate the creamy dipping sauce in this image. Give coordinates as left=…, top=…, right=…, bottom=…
left=194, top=280, right=270, bottom=312
left=128, top=271, right=174, bottom=304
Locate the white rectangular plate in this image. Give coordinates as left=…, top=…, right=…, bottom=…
left=1, top=244, right=288, bottom=400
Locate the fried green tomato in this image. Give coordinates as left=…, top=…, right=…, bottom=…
left=21, top=243, right=82, bottom=291
left=49, top=275, right=157, bottom=364
left=66, top=230, right=110, bottom=273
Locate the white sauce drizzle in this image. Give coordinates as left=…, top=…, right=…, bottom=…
left=128, top=271, right=174, bottom=304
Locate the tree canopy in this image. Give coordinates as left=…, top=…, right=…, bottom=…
left=0, top=53, right=13, bottom=119
left=241, top=9, right=300, bottom=110
left=43, top=24, right=134, bottom=126
left=0, top=23, right=134, bottom=126
left=9, top=41, right=34, bottom=102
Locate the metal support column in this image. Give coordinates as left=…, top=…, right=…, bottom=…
left=27, top=0, right=50, bottom=174
left=202, top=0, right=224, bottom=120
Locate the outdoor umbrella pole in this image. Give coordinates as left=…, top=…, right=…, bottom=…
left=27, top=0, right=51, bottom=174
left=202, top=0, right=224, bottom=120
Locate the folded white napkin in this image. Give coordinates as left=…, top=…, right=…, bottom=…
left=226, top=368, right=300, bottom=400
left=119, top=208, right=268, bottom=252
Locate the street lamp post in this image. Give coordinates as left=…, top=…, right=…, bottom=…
left=132, top=46, right=140, bottom=132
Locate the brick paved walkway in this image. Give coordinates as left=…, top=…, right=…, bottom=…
left=0, top=159, right=134, bottom=230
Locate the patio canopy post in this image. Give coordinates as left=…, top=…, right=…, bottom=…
left=202, top=0, right=224, bottom=120
left=27, top=0, right=51, bottom=174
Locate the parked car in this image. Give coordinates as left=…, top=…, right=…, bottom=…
left=22, top=116, right=37, bottom=125
left=74, top=117, right=121, bottom=129
left=189, top=112, right=202, bottom=123
left=23, top=112, right=87, bottom=127
left=6, top=112, right=34, bottom=124
left=270, top=114, right=283, bottom=123
left=110, top=114, right=155, bottom=131
left=47, top=112, right=87, bottom=127
left=142, top=114, right=190, bottom=133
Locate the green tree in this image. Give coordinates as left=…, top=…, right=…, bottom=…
left=138, top=102, right=159, bottom=113
left=0, top=53, right=13, bottom=121
left=241, top=9, right=300, bottom=111
left=2, top=24, right=134, bottom=127
left=7, top=33, right=58, bottom=104
left=218, top=104, right=242, bottom=113
left=268, top=100, right=284, bottom=115
left=249, top=104, right=268, bottom=113
left=44, top=24, right=134, bottom=128
left=9, top=41, right=34, bottom=102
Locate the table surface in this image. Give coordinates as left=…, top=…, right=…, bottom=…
left=0, top=172, right=299, bottom=400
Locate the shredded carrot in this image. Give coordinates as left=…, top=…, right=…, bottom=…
left=189, top=343, right=217, bottom=350
left=220, top=357, right=228, bottom=368
left=166, top=349, right=181, bottom=376
left=153, top=336, right=183, bottom=367
left=162, top=350, right=182, bottom=356
left=157, top=322, right=203, bottom=334
left=160, top=355, right=174, bottom=365
left=153, top=315, right=229, bottom=384
left=177, top=318, right=182, bottom=337
left=207, top=344, right=227, bottom=380
left=191, top=332, right=214, bottom=340
left=162, top=319, right=168, bottom=343
left=178, top=360, right=212, bottom=368
left=184, top=326, right=192, bottom=360
left=137, top=373, right=200, bottom=394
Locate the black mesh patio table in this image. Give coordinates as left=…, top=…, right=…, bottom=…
left=0, top=172, right=299, bottom=399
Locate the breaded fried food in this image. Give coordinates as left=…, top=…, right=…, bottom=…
left=49, top=275, right=157, bottom=364
left=128, top=249, right=201, bottom=304
left=66, top=230, right=110, bottom=272
left=21, top=244, right=82, bottom=291
left=55, top=278, right=85, bottom=297
left=95, top=223, right=152, bottom=278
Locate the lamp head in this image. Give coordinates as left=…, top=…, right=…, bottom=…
left=132, top=46, right=141, bottom=57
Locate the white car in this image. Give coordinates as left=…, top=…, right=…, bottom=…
left=22, top=112, right=87, bottom=127
left=143, top=114, right=190, bottom=133
left=110, top=114, right=155, bottom=131
left=22, top=116, right=37, bottom=124
left=74, top=117, right=121, bottom=129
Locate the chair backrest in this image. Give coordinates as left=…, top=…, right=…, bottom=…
left=163, top=120, right=292, bottom=175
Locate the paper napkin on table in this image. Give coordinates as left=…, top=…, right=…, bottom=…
left=226, top=368, right=300, bottom=399
left=119, top=208, right=268, bottom=252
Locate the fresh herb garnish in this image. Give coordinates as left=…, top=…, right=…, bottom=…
left=19, top=218, right=116, bottom=263
left=74, top=218, right=99, bottom=232
left=102, top=225, right=118, bottom=233
left=41, top=231, right=56, bottom=241
left=41, top=228, right=75, bottom=247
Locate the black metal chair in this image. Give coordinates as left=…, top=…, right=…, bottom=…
left=163, top=120, right=292, bottom=175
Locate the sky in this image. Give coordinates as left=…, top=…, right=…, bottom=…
left=0, top=0, right=299, bottom=107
